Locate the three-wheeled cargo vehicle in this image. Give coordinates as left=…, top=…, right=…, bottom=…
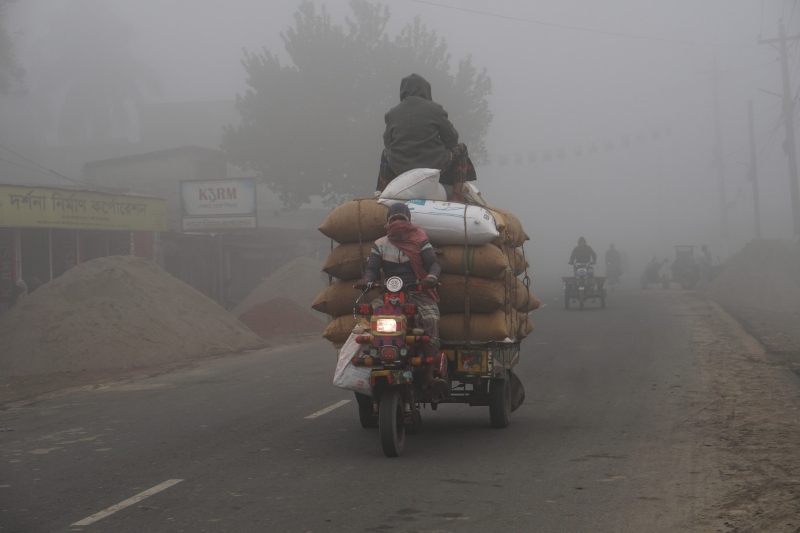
left=563, top=262, right=606, bottom=310
left=350, top=277, right=523, bottom=457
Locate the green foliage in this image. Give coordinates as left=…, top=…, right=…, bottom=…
left=223, top=0, right=492, bottom=208
left=0, top=0, right=25, bottom=95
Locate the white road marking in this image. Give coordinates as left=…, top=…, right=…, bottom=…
left=305, top=400, right=351, bottom=419
left=540, top=303, right=548, bottom=308
left=71, top=479, right=183, bottom=526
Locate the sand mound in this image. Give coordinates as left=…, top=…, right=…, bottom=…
left=0, top=256, right=265, bottom=376
left=238, top=298, right=324, bottom=338
left=706, top=239, right=800, bottom=314
left=233, top=256, right=328, bottom=323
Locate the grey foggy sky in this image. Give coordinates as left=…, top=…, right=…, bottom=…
left=5, top=0, right=798, bottom=281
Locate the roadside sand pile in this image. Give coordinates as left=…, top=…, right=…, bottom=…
left=706, top=239, right=800, bottom=314
left=238, top=297, right=324, bottom=339
left=232, top=256, right=328, bottom=323
left=0, top=256, right=265, bottom=376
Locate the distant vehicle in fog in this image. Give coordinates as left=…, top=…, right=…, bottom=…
left=641, top=257, right=670, bottom=290
left=671, top=245, right=700, bottom=290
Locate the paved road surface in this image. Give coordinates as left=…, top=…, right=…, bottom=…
left=2, top=289, right=709, bottom=532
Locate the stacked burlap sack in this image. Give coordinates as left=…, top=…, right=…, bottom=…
left=313, top=197, right=540, bottom=346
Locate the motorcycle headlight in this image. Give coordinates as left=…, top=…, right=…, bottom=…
left=375, top=319, right=398, bottom=333
left=578, top=268, right=587, bottom=276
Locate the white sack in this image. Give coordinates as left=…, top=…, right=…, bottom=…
left=406, top=200, right=500, bottom=245
left=462, top=182, right=487, bottom=206
left=333, top=333, right=372, bottom=395
left=379, top=168, right=447, bottom=201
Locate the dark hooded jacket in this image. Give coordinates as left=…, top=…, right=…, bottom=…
left=383, top=74, right=459, bottom=175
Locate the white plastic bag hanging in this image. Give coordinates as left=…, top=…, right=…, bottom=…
left=332, top=333, right=372, bottom=395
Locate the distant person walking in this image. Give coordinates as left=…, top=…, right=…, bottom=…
left=697, top=244, right=712, bottom=290
left=11, top=278, right=27, bottom=306
left=605, top=243, right=622, bottom=284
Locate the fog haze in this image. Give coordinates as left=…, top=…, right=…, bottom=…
left=2, top=0, right=797, bottom=287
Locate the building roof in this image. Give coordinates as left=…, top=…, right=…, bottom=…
left=83, top=146, right=225, bottom=171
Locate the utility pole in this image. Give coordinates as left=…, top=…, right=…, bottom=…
left=711, top=60, right=730, bottom=256
left=748, top=100, right=762, bottom=239
left=759, top=21, right=800, bottom=240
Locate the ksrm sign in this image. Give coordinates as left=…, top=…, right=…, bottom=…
left=180, top=178, right=257, bottom=231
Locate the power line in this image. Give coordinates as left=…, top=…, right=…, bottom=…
left=0, top=143, right=84, bottom=185
left=0, top=155, right=77, bottom=182
left=409, top=0, right=751, bottom=48
left=726, top=104, right=783, bottom=158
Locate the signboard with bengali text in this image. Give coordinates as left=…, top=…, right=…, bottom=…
left=0, top=184, right=166, bottom=231
left=180, top=178, right=257, bottom=232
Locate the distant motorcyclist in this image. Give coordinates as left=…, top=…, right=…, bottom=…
left=569, top=237, right=597, bottom=266
left=569, top=237, right=597, bottom=281
left=377, top=73, right=477, bottom=203
left=354, top=203, right=448, bottom=398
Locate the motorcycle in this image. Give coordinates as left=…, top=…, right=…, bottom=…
left=349, top=275, right=524, bottom=457
left=564, top=262, right=606, bottom=310
left=350, top=276, right=446, bottom=457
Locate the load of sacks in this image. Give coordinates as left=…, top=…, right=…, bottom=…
left=312, top=169, right=540, bottom=346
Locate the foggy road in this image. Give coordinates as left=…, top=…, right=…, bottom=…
left=0, top=288, right=734, bottom=533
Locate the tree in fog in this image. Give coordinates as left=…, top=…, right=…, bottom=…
left=0, top=0, right=24, bottom=95
left=40, top=0, right=160, bottom=143
left=223, top=0, right=492, bottom=208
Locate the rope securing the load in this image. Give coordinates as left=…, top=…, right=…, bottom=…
left=328, top=238, right=334, bottom=287
left=521, top=244, right=532, bottom=289
left=356, top=199, right=365, bottom=277
left=462, top=204, right=471, bottom=347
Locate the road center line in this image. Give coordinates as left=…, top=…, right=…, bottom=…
left=71, top=479, right=183, bottom=526
left=305, top=400, right=351, bottom=419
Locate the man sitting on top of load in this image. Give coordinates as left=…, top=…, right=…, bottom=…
left=355, top=203, right=449, bottom=398
left=377, top=73, right=477, bottom=203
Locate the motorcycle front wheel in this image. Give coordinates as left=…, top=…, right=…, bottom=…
left=379, top=390, right=405, bottom=457
left=579, top=290, right=585, bottom=310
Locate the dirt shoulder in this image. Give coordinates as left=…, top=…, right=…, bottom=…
left=675, top=292, right=800, bottom=532
left=0, top=333, right=321, bottom=410
left=716, top=303, right=800, bottom=376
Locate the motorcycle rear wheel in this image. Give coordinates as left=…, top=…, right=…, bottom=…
left=379, top=390, right=405, bottom=457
